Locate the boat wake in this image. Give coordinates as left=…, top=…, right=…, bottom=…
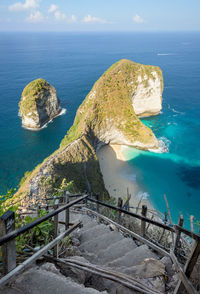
left=157, top=53, right=175, bottom=56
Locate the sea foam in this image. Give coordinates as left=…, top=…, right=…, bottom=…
left=136, top=191, right=150, bottom=200
left=21, top=108, right=67, bottom=131
left=149, top=137, right=170, bottom=153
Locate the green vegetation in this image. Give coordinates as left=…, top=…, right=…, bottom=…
left=0, top=179, right=78, bottom=267
left=61, top=59, right=162, bottom=148
left=14, top=59, right=163, bottom=205
left=19, top=78, right=49, bottom=117
left=19, top=171, right=32, bottom=187
left=22, top=79, right=49, bottom=98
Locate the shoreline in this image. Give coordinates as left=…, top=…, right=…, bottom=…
left=21, top=108, right=67, bottom=131
left=97, top=144, right=152, bottom=211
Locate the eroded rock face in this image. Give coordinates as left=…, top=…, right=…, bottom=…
left=19, top=79, right=61, bottom=129
left=132, top=71, right=163, bottom=117
left=14, top=59, right=163, bottom=203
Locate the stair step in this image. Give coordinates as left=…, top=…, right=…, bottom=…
left=0, top=266, right=108, bottom=294
left=96, top=237, right=137, bottom=265
left=80, top=224, right=110, bottom=243
left=106, top=245, right=158, bottom=268
left=79, top=231, right=123, bottom=254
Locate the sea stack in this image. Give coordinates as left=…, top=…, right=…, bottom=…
left=15, top=59, right=164, bottom=204
left=19, top=78, right=61, bottom=129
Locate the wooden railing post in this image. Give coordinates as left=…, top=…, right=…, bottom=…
left=64, top=192, right=69, bottom=230
left=53, top=199, right=59, bottom=258
left=117, top=197, right=123, bottom=224
left=175, top=240, right=200, bottom=294
left=96, top=194, right=99, bottom=213
left=141, top=205, right=147, bottom=237
left=174, top=214, right=184, bottom=256
left=0, top=211, right=16, bottom=274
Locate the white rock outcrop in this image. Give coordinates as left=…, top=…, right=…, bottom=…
left=132, top=71, right=163, bottom=117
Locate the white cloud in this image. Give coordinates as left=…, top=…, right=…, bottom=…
left=133, top=14, right=144, bottom=24
left=83, top=14, right=107, bottom=24
left=54, top=10, right=66, bottom=21
left=8, top=0, right=40, bottom=11
left=48, top=4, right=58, bottom=14
left=68, top=14, right=77, bottom=23
left=26, top=10, right=43, bottom=22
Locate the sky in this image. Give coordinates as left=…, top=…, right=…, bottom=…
left=0, top=0, right=200, bottom=32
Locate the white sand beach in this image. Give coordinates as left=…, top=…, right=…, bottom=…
left=97, top=144, right=149, bottom=208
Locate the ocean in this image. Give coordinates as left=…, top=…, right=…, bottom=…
left=0, top=32, right=199, bottom=229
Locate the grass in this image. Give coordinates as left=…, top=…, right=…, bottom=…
left=17, top=59, right=163, bottom=201
left=19, top=78, right=49, bottom=117
left=60, top=59, right=163, bottom=148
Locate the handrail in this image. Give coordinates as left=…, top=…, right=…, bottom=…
left=87, top=197, right=200, bottom=241
left=87, top=197, right=176, bottom=233
left=174, top=225, right=200, bottom=242
left=0, top=194, right=88, bottom=246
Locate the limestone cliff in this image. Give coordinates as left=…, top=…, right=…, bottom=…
left=15, top=59, right=163, bottom=204
left=131, top=68, right=163, bottom=117
left=19, top=79, right=61, bottom=129
left=61, top=59, right=163, bottom=150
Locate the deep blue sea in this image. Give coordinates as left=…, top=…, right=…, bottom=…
left=0, top=32, right=199, bottom=229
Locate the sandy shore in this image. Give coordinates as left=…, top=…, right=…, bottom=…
left=97, top=144, right=144, bottom=207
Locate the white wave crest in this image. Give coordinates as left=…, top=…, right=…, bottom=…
left=157, top=53, right=175, bottom=56
left=58, top=108, right=67, bottom=116
left=149, top=137, right=170, bottom=153
left=167, top=104, right=185, bottom=115
left=21, top=108, right=67, bottom=131
left=136, top=191, right=150, bottom=200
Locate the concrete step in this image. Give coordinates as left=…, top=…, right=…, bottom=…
left=80, top=224, right=110, bottom=244
left=106, top=245, right=158, bottom=268
left=79, top=231, right=123, bottom=254
left=0, top=264, right=108, bottom=294
left=96, top=237, right=137, bottom=265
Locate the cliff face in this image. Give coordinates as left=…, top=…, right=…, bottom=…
left=61, top=59, right=163, bottom=150
left=132, top=69, right=163, bottom=117
left=19, top=79, right=61, bottom=129
left=15, top=59, right=163, bottom=203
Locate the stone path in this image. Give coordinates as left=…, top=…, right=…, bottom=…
left=0, top=213, right=176, bottom=294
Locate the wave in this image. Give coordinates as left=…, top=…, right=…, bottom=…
left=136, top=191, right=149, bottom=200
left=22, top=124, right=47, bottom=131
left=149, top=136, right=170, bottom=153
left=57, top=108, right=67, bottom=116
left=167, top=122, right=177, bottom=126
left=167, top=103, right=185, bottom=115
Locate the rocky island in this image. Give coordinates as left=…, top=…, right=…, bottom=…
left=19, top=78, right=61, bottom=129
left=15, top=59, right=163, bottom=206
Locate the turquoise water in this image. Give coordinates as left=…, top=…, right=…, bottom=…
left=0, top=32, right=200, bottom=229
left=123, top=67, right=200, bottom=228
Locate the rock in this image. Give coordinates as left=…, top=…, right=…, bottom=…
left=13, top=59, right=163, bottom=205
left=132, top=70, right=163, bottom=117
left=135, top=258, right=165, bottom=279
left=109, top=224, right=117, bottom=231
left=19, top=78, right=61, bottom=129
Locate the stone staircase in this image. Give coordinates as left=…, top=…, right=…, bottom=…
left=0, top=213, right=177, bottom=294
